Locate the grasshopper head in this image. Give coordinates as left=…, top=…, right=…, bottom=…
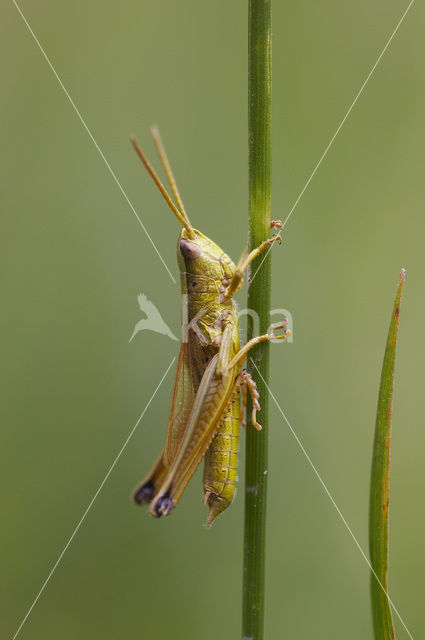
left=178, top=228, right=235, bottom=285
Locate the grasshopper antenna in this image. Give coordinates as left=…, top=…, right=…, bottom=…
left=151, top=126, right=188, bottom=223
left=130, top=135, right=192, bottom=233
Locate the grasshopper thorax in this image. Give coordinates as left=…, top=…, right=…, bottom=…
left=178, top=228, right=239, bottom=352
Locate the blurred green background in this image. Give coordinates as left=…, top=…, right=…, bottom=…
left=1, top=1, right=424, bottom=638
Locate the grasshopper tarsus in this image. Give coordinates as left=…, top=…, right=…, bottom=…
left=271, top=219, right=283, bottom=229
left=241, top=371, right=262, bottom=430
left=268, top=317, right=291, bottom=342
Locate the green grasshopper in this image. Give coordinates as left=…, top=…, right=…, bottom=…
left=131, top=128, right=289, bottom=526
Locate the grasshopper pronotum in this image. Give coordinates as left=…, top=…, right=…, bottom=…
left=131, top=128, right=290, bottom=526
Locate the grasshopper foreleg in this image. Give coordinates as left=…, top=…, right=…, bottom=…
left=222, top=227, right=283, bottom=300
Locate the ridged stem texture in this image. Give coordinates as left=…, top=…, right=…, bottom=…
left=242, top=2, right=272, bottom=639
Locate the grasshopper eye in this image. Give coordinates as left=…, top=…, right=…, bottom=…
left=180, top=239, right=201, bottom=260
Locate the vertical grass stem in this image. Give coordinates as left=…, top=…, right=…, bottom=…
left=242, top=2, right=272, bottom=639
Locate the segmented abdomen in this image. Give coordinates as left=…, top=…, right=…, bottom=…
left=203, top=388, right=240, bottom=526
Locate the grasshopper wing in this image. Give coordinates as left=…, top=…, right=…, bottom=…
left=164, top=339, right=201, bottom=466
left=134, top=335, right=207, bottom=505
left=134, top=342, right=196, bottom=504
left=150, top=355, right=240, bottom=517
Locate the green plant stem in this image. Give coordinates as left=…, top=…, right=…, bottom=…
left=242, top=2, right=272, bottom=639
left=369, top=268, right=405, bottom=640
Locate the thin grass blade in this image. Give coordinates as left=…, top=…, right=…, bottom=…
left=369, top=268, right=406, bottom=640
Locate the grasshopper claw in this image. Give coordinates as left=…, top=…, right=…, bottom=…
left=268, top=317, right=291, bottom=341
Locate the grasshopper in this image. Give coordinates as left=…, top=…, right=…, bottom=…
left=131, top=128, right=290, bottom=526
